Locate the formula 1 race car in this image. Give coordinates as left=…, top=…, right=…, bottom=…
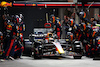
left=28, top=28, right=83, bottom=59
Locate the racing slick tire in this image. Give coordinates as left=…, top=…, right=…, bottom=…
left=34, top=49, right=43, bottom=59
left=34, top=44, right=43, bottom=59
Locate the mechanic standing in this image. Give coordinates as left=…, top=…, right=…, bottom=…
left=3, top=19, right=17, bottom=60
left=14, top=14, right=25, bottom=59
left=55, top=17, right=62, bottom=39
left=51, top=16, right=62, bottom=39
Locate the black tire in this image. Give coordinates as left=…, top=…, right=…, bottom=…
left=73, top=56, right=82, bottom=59
left=34, top=47, right=43, bottom=59
left=34, top=53, right=43, bottom=59
left=34, top=54, right=41, bottom=59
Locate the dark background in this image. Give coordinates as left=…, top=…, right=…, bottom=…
left=7, top=7, right=58, bottom=38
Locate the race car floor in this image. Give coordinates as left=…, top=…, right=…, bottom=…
left=0, top=56, right=100, bottom=67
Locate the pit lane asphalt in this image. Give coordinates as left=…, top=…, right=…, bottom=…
left=0, top=56, right=100, bottom=67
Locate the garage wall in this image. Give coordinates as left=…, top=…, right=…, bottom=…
left=8, top=7, right=58, bottom=38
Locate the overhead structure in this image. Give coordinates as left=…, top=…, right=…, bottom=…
left=0, top=1, right=100, bottom=8
left=78, top=0, right=100, bottom=2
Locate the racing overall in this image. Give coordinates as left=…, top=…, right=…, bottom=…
left=14, top=18, right=25, bottom=58
left=3, top=21, right=16, bottom=59
left=55, top=22, right=62, bottom=39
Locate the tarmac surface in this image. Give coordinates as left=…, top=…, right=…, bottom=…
left=0, top=56, right=100, bottom=67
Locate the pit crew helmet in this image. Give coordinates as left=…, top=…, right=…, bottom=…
left=79, top=11, right=86, bottom=18
left=69, top=19, right=74, bottom=27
